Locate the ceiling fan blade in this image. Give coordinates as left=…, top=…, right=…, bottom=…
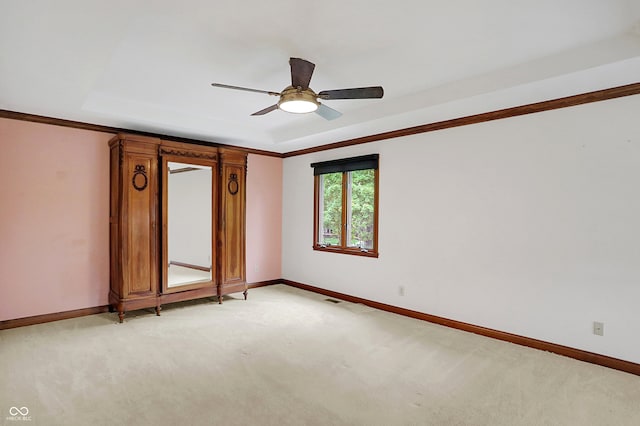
left=211, top=83, right=280, bottom=96
left=318, top=86, right=384, bottom=100
left=315, top=103, right=342, bottom=121
left=290, top=58, right=315, bottom=89
left=251, top=104, right=279, bottom=116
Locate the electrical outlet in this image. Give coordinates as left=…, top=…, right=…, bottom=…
left=398, top=285, right=405, bottom=296
left=593, top=321, right=604, bottom=336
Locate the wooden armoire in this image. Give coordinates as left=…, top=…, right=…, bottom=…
left=109, top=134, right=247, bottom=322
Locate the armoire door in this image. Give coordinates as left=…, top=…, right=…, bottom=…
left=217, top=148, right=247, bottom=302
left=108, top=135, right=160, bottom=322
left=158, top=141, right=219, bottom=305
left=121, top=149, right=158, bottom=297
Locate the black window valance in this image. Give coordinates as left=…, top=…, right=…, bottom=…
left=310, top=154, right=379, bottom=176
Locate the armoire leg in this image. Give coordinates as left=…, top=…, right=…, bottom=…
left=218, top=295, right=223, bottom=304
left=243, top=290, right=248, bottom=300
left=118, top=311, right=124, bottom=323
left=155, top=305, right=161, bottom=316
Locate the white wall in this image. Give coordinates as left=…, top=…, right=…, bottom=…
left=282, top=94, right=640, bottom=364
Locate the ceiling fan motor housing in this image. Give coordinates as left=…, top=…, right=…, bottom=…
left=278, top=86, right=319, bottom=113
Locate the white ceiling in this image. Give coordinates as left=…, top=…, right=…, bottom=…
left=1, top=1, right=640, bottom=154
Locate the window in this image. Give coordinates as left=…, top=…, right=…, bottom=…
left=311, top=154, right=379, bottom=257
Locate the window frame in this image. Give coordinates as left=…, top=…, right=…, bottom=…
left=312, top=156, right=379, bottom=258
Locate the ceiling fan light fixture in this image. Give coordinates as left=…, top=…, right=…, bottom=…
left=278, top=87, right=319, bottom=113
left=279, top=100, right=318, bottom=113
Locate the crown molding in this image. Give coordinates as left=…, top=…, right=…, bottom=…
left=3, top=81, right=639, bottom=159
left=0, top=110, right=284, bottom=158
left=283, top=82, right=640, bottom=157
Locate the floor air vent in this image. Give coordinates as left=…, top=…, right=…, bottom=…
left=325, top=298, right=341, bottom=304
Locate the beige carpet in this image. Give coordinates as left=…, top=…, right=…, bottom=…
left=1, top=284, right=639, bottom=426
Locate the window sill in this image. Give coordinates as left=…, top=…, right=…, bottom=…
left=313, top=246, right=379, bottom=258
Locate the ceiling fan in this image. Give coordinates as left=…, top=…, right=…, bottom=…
left=211, top=58, right=384, bottom=120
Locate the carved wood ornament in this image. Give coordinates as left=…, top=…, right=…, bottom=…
left=132, top=164, right=148, bottom=191
left=228, top=173, right=239, bottom=195
left=159, top=147, right=217, bottom=160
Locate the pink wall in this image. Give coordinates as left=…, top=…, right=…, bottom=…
left=246, top=154, right=283, bottom=283
left=0, top=118, right=113, bottom=321
left=0, top=118, right=283, bottom=321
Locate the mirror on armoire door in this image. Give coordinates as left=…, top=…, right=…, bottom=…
left=162, top=158, right=217, bottom=293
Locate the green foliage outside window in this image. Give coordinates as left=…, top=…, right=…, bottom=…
left=348, top=169, right=375, bottom=248
left=320, top=172, right=342, bottom=245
